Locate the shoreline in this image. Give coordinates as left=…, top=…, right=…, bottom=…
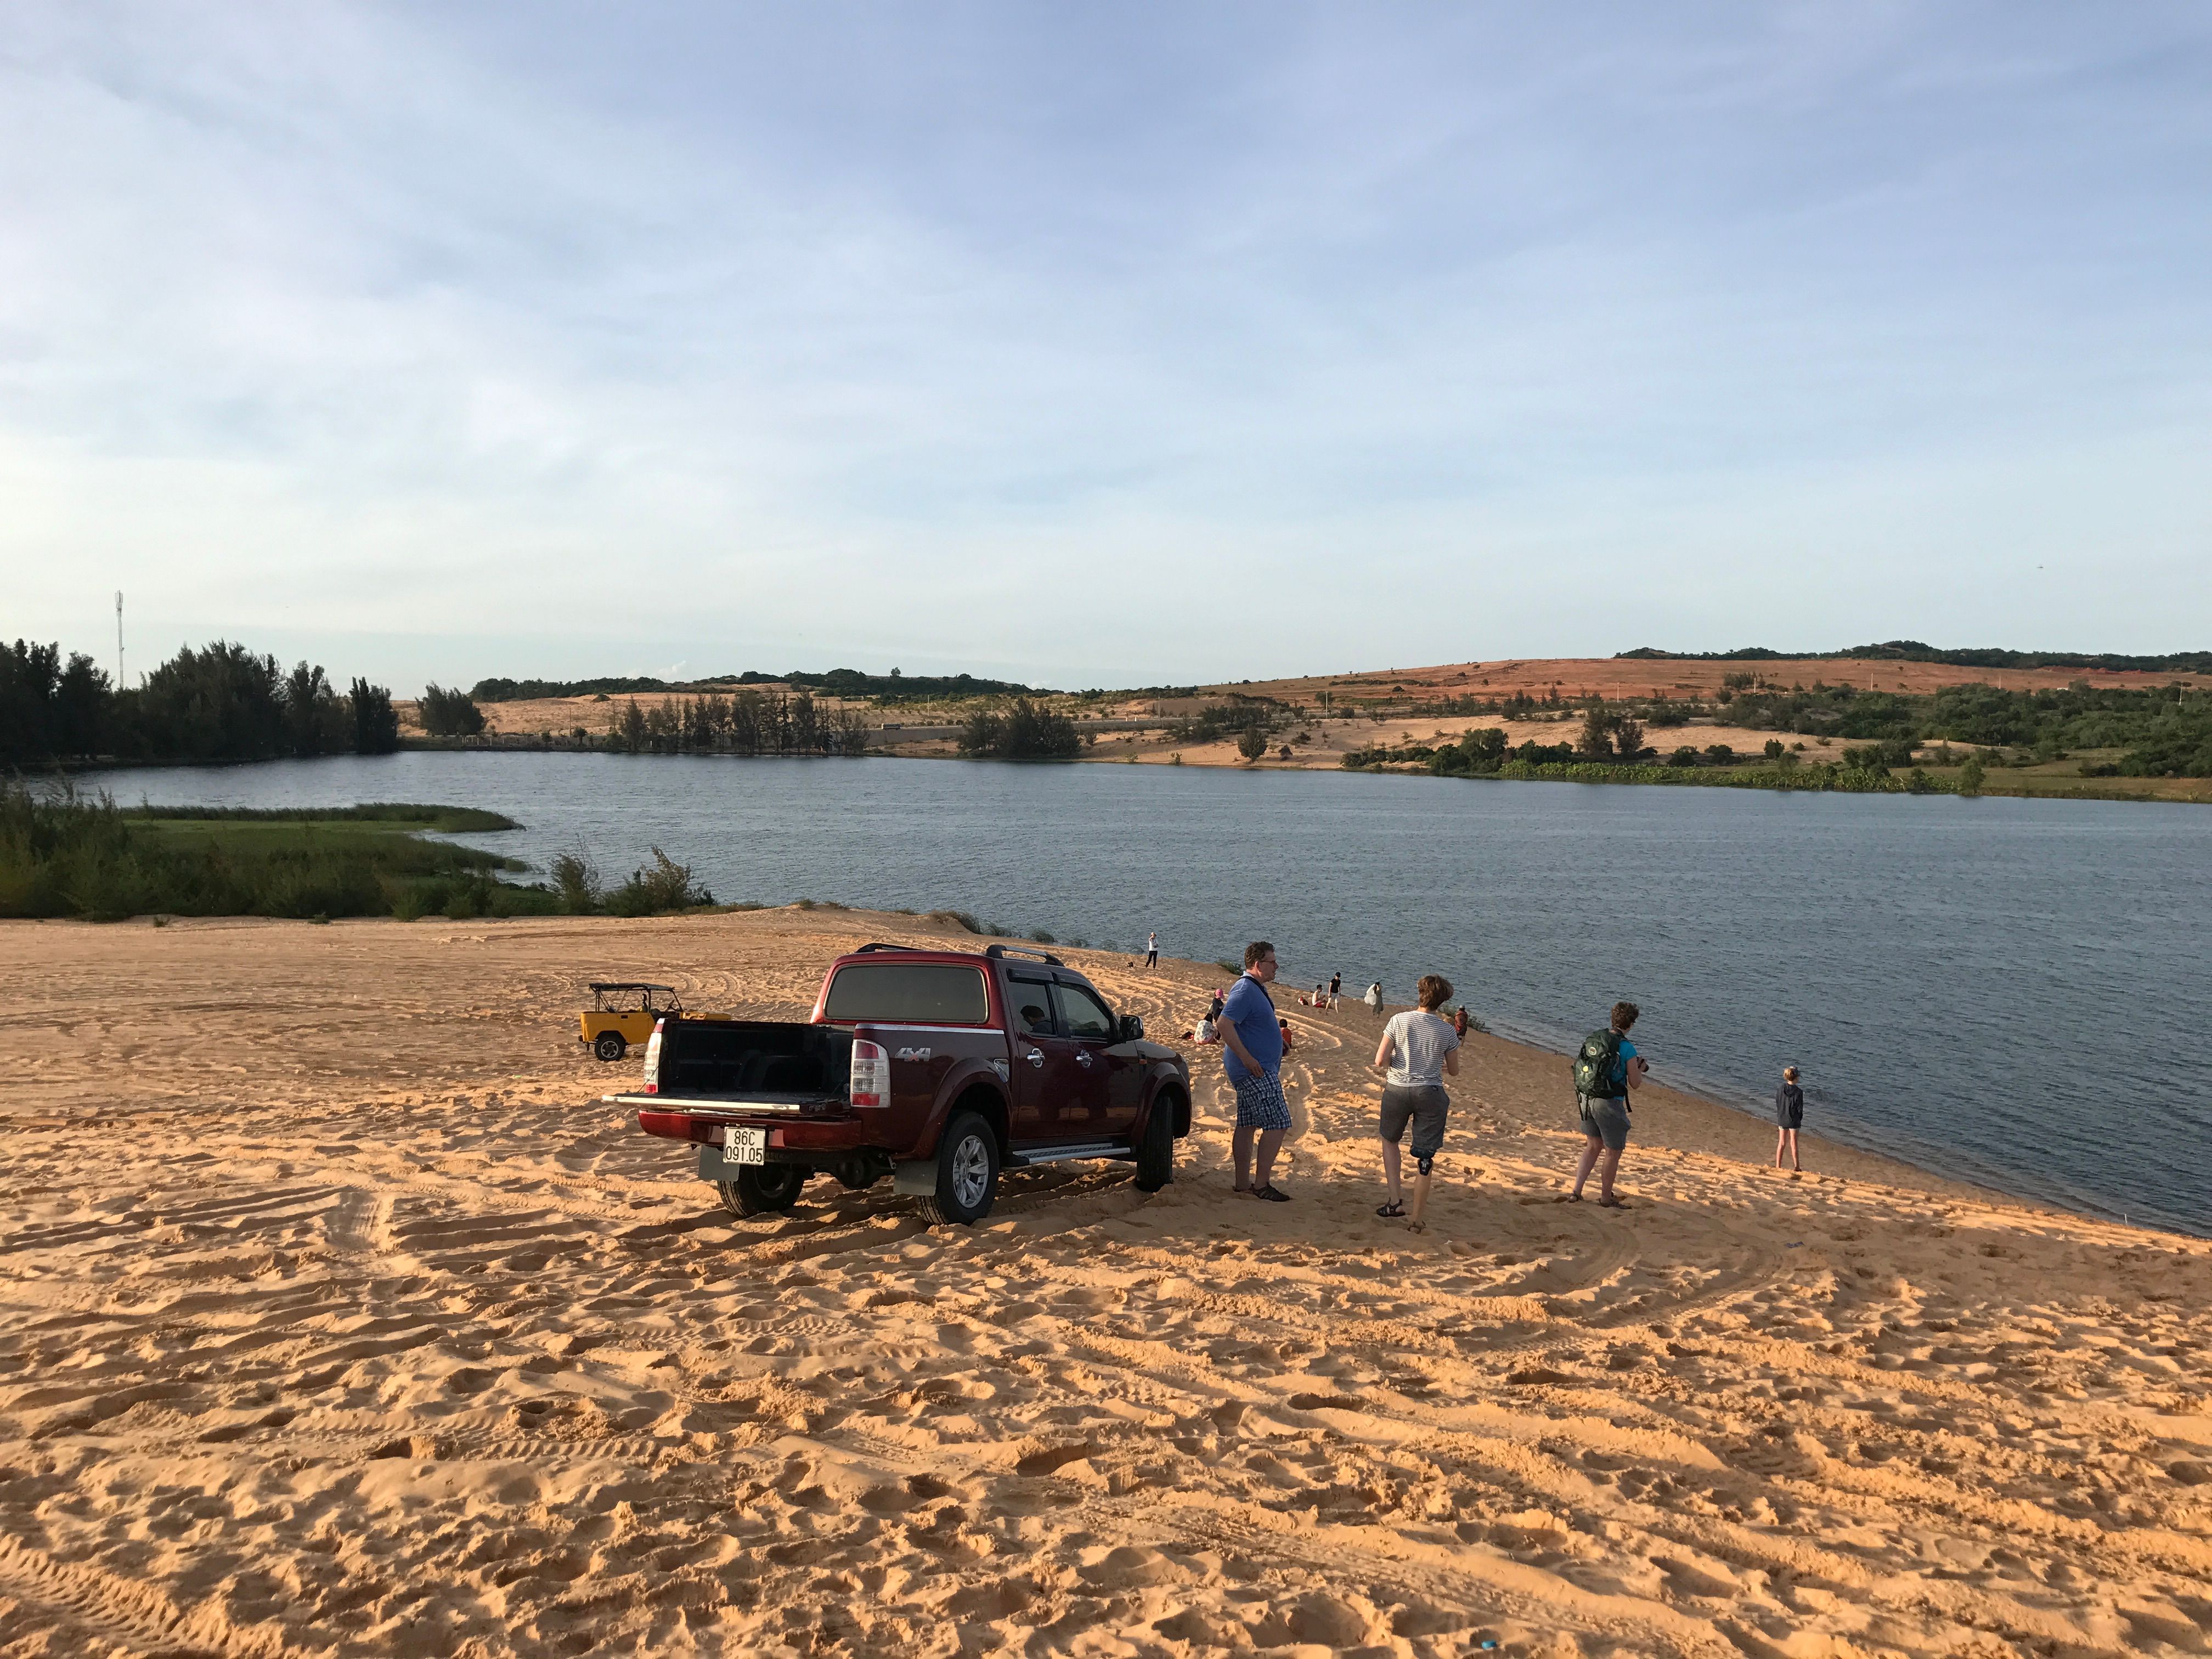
left=0, top=905, right=2114, bottom=1235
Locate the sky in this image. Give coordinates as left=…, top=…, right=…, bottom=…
left=3, top=3, right=2208, bottom=695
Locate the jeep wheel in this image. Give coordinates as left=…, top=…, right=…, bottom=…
left=717, top=1164, right=809, bottom=1217
left=919, top=1111, right=999, bottom=1226
left=1133, top=1099, right=1176, bottom=1192
left=594, top=1032, right=627, bottom=1063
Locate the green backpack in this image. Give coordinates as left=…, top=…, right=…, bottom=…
left=1573, top=1029, right=1624, bottom=1099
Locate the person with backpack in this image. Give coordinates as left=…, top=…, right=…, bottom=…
left=1374, top=973, right=1461, bottom=1232
left=1568, top=1001, right=1646, bottom=1206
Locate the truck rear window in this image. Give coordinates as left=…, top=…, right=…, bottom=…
left=823, top=963, right=990, bottom=1025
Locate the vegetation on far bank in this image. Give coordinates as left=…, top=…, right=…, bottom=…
left=0, top=785, right=724, bottom=922
left=5, top=638, right=400, bottom=766
left=957, top=699, right=1082, bottom=759
left=1335, top=679, right=2212, bottom=789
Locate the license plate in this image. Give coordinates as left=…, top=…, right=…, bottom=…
left=723, top=1127, right=766, bottom=1166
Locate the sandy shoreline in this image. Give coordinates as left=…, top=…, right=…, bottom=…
left=4, top=909, right=2209, bottom=1657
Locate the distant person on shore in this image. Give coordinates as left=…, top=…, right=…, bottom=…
left=1144, top=932, right=1159, bottom=968
left=1278, top=1015, right=1296, bottom=1052
left=1207, top=989, right=1225, bottom=1022
left=1453, top=1005, right=1470, bottom=1041
left=1218, top=941, right=1291, bottom=1203
left=1774, top=1066, right=1804, bottom=1172
left=1364, top=981, right=1384, bottom=1017
left=1329, top=973, right=1342, bottom=1008
left=1374, top=974, right=1462, bottom=1232
left=1568, top=1001, right=1645, bottom=1207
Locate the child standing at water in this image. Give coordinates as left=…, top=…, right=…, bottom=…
left=1774, top=1066, right=1804, bottom=1171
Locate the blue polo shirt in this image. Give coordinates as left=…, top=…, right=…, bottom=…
left=1220, top=974, right=1282, bottom=1084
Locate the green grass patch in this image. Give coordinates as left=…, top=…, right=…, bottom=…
left=0, top=786, right=562, bottom=921
left=125, top=803, right=520, bottom=832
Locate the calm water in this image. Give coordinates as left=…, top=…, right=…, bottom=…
left=78, top=753, right=2212, bottom=1235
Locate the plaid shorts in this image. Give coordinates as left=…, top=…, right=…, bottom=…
left=1232, top=1071, right=1291, bottom=1131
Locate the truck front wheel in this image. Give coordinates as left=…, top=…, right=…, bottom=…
left=718, top=1164, right=809, bottom=1217
left=594, top=1032, right=627, bottom=1063
left=919, top=1111, right=999, bottom=1226
left=1133, top=1100, right=1176, bottom=1192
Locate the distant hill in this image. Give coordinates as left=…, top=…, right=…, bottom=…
left=1617, top=642, right=2212, bottom=675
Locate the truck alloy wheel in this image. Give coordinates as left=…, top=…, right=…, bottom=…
left=921, top=1111, right=999, bottom=1226
left=594, top=1032, right=627, bottom=1062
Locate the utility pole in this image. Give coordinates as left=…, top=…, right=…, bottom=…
left=115, top=591, right=125, bottom=688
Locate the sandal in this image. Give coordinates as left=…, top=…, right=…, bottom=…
left=1597, top=1195, right=1628, bottom=1209
left=1406, top=1220, right=1427, bottom=1234
left=1252, top=1184, right=1291, bottom=1203
left=1375, top=1200, right=1406, bottom=1218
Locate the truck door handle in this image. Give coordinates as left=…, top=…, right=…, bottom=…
left=1075, top=1051, right=1092, bottom=1068
left=1025, top=1048, right=1044, bottom=1068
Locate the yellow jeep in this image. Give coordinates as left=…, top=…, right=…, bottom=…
left=580, top=983, right=684, bottom=1062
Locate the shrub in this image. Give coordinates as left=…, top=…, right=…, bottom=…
left=1958, top=754, right=1986, bottom=795
left=607, top=849, right=712, bottom=915
left=1668, top=747, right=1700, bottom=768
left=551, top=847, right=602, bottom=913
left=420, top=684, right=487, bottom=738
left=959, top=698, right=1080, bottom=759
left=1237, top=726, right=1268, bottom=761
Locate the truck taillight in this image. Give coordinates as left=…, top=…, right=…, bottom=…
left=850, top=1039, right=888, bottom=1108
left=642, top=1019, right=664, bottom=1095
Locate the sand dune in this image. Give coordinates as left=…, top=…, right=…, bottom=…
left=3, top=910, right=2209, bottom=1657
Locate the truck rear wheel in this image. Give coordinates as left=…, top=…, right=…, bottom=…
left=594, top=1032, right=627, bottom=1062
left=918, top=1111, right=999, bottom=1226
left=1133, top=1099, right=1176, bottom=1192
left=717, top=1164, right=809, bottom=1217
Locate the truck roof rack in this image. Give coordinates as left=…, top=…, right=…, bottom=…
left=851, top=943, right=921, bottom=954
left=984, top=943, right=1064, bottom=967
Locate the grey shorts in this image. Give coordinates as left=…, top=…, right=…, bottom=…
left=1577, top=1094, right=1630, bottom=1152
left=1380, top=1084, right=1449, bottom=1167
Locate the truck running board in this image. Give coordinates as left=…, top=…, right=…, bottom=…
left=1006, top=1141, right=1133, bottom=1167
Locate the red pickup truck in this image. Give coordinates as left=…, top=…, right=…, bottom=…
left=608, top=943, right=1192, bottom=1225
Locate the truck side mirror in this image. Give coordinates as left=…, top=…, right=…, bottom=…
left=1119, top=1014, right=1144, bottom=1041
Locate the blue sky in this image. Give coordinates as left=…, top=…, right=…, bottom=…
left=4, top=3, right=2207, bottom=693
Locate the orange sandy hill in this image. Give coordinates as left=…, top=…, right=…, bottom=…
left=1216, top=656, right=2207, bottom=707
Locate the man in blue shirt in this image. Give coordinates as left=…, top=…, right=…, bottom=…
left=1571, top=1001, right=1646, bottom=1207
left=1219, top=940, right=1292, bottom=1201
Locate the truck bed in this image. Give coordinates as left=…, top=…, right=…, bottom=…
left=641, top=1019, right=853, bottom=1108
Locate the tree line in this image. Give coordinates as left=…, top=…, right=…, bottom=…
left=2, top=639, right=399, bottom=765
left=606, top=691, right=868, bottom=756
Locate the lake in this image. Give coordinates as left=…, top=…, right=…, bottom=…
left=75, top=752, right=2212, bottom=1235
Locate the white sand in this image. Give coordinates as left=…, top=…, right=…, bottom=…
left=3, top=909, right=2209, bottom=1657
